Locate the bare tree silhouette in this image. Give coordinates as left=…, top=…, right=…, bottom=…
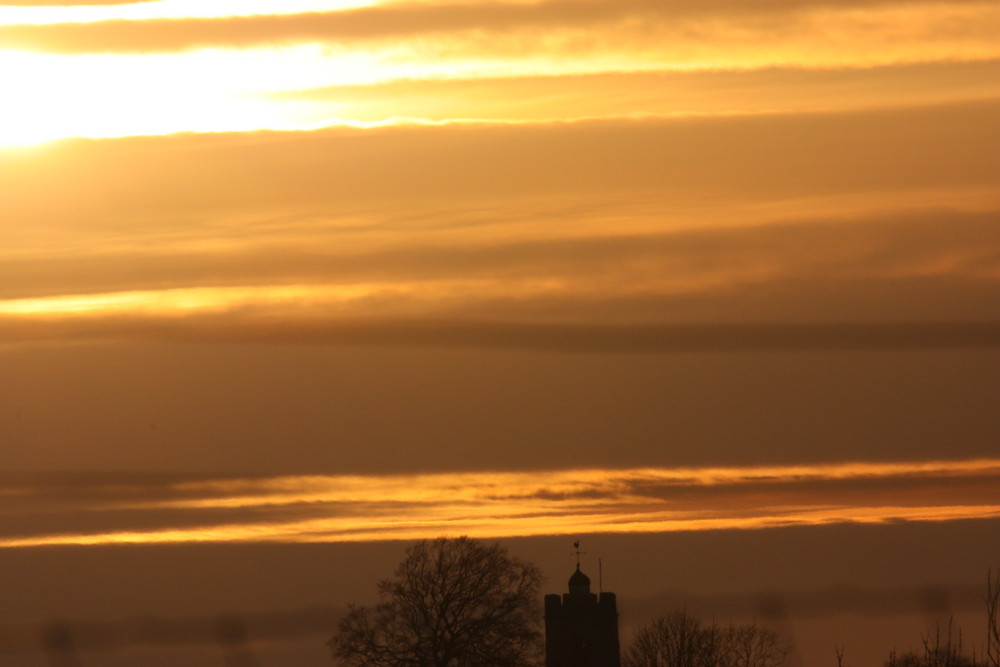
left=885, top=618, right=978, bottom=667
left=622, top=610, right=787, bottom=667
left=985, top=570, right=999, bottom=667
left=329, top=536, right=543, bottom=667
left=883, top=571, right=1000, bottom=667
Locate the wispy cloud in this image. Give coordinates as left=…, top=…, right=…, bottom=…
left=4, top=0, right=998, bottom=59
left=1, top=206, right=997, bottom=346
left=5, top=101, right=997, bottom=242
left=0, top=0, right=370, bottom=25
left=1, top=101, right=997, bottom=341
left=3, top=459, right=998, bottom=547
left=268, top=61, right=1000, bottom=125
left=1, top=0, right=998, bottom=143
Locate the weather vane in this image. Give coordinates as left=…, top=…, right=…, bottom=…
left=572, top=540, right=587, bottom=567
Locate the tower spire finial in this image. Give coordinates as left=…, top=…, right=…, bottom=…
left=572, top=540, right=586, bottom=568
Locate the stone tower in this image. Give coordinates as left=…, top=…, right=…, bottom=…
left=544, top=563, right=621, bottom=667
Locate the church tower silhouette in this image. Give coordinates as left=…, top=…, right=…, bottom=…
left=544, top=558, right=621, bottom=667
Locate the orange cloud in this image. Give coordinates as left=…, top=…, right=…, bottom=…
left=2, top=459, right=998, bottom=547
left=1, top=0, right=998, bottom=144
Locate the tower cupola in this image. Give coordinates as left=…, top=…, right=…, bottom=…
left=568, top=565, right=591, bottom=596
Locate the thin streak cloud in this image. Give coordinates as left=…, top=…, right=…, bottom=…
left=2, top=1, right=998, bottom=144
left=2, top=459, right=998, bottom=548
left=1, top=204, right=997, bottom=346
left=269, top=61, right=1000, bottom=126
left=0, top=0, right=372, bottom=26
left=0, top=0, right=1000, bottom=67
left=3, top=0, right=998, bottom=54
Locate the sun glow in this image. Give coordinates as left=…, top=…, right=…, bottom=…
left=0, top=1, right=996, bottom=146
left=0, top=43, right=711, bottom=146
left=0, top=44, right=588, bottom=147
left=0, top=45, right=380, bottom=146
left=0, top=0, right=376, bottom=26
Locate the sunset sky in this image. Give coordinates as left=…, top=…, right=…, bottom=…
left=1, top=0, right=999, bottom=665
